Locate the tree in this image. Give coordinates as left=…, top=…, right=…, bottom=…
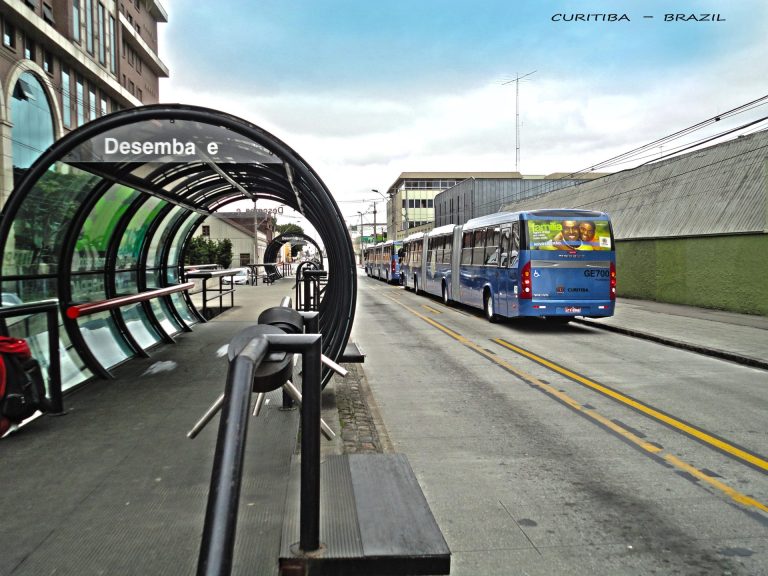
left=216, top=238, right=233, bottom=268
left=275, top=223, right=305, bottom=258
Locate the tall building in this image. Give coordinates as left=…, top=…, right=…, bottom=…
left=382, top=172, right=519, bottom=241
left=0, top=0, right=169, bottom=208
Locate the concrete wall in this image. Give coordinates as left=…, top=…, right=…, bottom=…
left=616, top=234, right=768, bottom=315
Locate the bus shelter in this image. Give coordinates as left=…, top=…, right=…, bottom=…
left=0, top=105, right=356, bottom=391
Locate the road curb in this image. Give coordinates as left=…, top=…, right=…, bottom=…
left=575, top=318, right=768, bottom=371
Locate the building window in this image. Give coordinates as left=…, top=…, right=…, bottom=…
left=42, top=2, right=55, bottom=24
left=108, top=15, right=116, bottom=73
left=10, top=71, right=55, bottom=185
left=136, top=88, right=142, bottom=102
left=61, top=67, right=71, bottom=127
left=202, top=226, right=210, bottom=237
left=97, top=3, right=105, bottom=64
left=88, top=87, right=97, bottom=120
left=72, top=0, right=81, bottom=42
left=43, top=49, right=53, bottom=74
left=100, top=95, right=107, bottom=116
left=85, top=0, right=93, bottom=53
left=3, top=19, right=16, bottom=49
left=23, top=33, right=35, bottom=60
left=76, top=77, right=84, bottom=126
left=239, top=253, right=250, bottom=266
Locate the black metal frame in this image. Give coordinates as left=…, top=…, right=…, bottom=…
left=197, top=317, right=322, bottom=576
left=0, top=104, right=356, bottom=388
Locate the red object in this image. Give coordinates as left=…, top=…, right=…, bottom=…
left=610, top=262, right=617, bottom=300
left=519, top=261, right=532, bottom=299
left=66, top=282, right=195, bottom=319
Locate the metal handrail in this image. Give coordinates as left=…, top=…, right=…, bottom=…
left=197, top=329, right=323, bottom=576
left=65, top=282, right=195, bottom=319
left=0, top=299, right=64, bottom=414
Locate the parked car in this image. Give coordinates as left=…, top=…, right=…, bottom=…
left=221, top=268, right=252, bottom=285
left=2, top=292, right=22, bottom=306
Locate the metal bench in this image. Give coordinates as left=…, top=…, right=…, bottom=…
left=280, top=453, right=450, bottom=575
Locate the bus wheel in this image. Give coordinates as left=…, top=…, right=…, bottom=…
left=442, top=284, right=450, bottom=306
left=413, top=277, right=419, bottom=295
left=484, top=291, right=498, bottom=323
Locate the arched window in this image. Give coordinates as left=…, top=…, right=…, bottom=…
left=10, top=71, right=55, bottom=185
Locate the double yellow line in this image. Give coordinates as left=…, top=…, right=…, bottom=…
left=383, top=293, right=768, bottom=514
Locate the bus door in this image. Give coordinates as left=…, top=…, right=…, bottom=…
left=495, top=223, right=519, bottom=316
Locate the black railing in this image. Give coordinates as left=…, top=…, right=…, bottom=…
left=186, top=270, right=242, bottom=319
left=0, top=299, right=64, bottom=414
left=294, top=262, right=327, bottom=312
left=197, top=316, right=323, bottom=576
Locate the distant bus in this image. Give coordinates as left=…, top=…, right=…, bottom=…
left=363, top=246, right=375, bottom=276
left=401, top=232, right=425, bottom=292
left=403, top=209, right=616, bottom=322
left=371, top=240, right=403, bottom=284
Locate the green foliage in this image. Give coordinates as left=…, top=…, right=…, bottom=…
left=217, top=238, right=233, bottom=268
left=275, top=223, right=304, bottom=235
left=185, top=236, right=233, bottom=267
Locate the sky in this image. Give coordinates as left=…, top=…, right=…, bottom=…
left=157, top=0, right=768, bottom=228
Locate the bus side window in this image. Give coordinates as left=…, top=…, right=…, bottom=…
left=461, top=231, right=473, bottom=265
left=500, top=227, right=511, bottom=267
left=472, top=229, right=485, bottom=264
left=484, top=226, right=500, bottom=265
left=511, top=222, right=520, bottom=253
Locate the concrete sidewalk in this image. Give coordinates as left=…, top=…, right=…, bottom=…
left=577, top=298, right=768, bottom=370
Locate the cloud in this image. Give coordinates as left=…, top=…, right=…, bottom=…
left=159, top=13, right=768, bottom=215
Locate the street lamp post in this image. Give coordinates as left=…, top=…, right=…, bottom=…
left=356, top=211, right=364, bottom=266
left=371, top=189, right=388, bottom=242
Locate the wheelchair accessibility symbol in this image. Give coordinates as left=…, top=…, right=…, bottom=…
left=533, top=270, right=541, bottom=278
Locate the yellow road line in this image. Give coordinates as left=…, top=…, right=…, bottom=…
left=493, top=338, right=768, bottom=473
left=381, top=293, right=768, bottom=515
left=421, top=304, right=442, bottom=314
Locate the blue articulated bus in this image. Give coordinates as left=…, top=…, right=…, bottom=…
left=371, top=240, right=403, bottom=284
left=402, top=209, right=616, bottom=322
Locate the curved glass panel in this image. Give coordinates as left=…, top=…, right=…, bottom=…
left=3, top=165, right=100, bottom=276
left=120, top=303, right=161, bottom=349
left=149, top=299, right=179, bottom=335
left=168, top=213, right=198, bottom=270
left=146, top=206, right=186, bottom=271
left=72, top=184, right=139, bottom=273
left=115, top=270, right=138, bottom=295
left=170, top=292, right=196, bottom=325
left=116, top=197, right=165, bottom=269
left=70, top=272, right=106, bottom=303
left=10, top=71, right=55, bottom=184
left=2, top=279, right=93, bottom=391
left=77, top=312, right=132, bottom=367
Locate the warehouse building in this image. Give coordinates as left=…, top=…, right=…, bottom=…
left=502, top=130, right=768, bottom=315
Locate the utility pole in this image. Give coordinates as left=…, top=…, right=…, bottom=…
left=357, top=211, right=364, bottom=266
left=502, top=70, right=536, bottom=172
left=253, top=199, right=259, bottom=264
left=371, top=189, right=388, bottom=243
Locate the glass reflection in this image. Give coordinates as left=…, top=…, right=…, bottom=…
left=77, top=312, right=132, bottom=367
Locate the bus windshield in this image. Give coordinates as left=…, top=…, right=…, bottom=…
left=526, top=218, right=612, bottom=251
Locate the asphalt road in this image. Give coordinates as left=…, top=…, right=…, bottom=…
left=351, top=272, right=768, bottom=576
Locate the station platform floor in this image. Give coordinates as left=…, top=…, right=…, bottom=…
left=0, top=278, right=310, bottom=576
